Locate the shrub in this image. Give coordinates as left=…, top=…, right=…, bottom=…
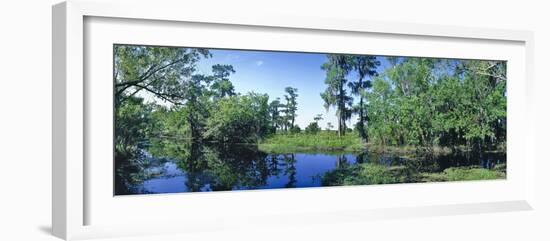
left=289, top=125, right=301, bottom=134
left=305, top=122, right=321, bottom=134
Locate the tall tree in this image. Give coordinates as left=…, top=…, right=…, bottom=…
left=114, top=45, right=212, bottom=149
left=349, top=55, right=380, bottom=142
left=181, top=74, right=212, bottom=140
left=455, top=60, right=506, bottom=150
left=284, top=87, right=299, bottom=131
left=320, top=54, right=353, bottom=136
left=248, top=92, right=271, bottom=139
left=204, top=93, right=270, bottom=143
left=210, top=64, right=236, bottom=98
left=268, top=98, right=282, bottom=132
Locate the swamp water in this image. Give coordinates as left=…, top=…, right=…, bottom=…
left=115, top=143, right=506, bottom=195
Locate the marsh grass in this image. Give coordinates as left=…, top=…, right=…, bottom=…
left=259, top=132, right=465, bottom=156
left=322, top=164, right=416, bottom=186
left=421, top=166, right=506, bottom=182
left=259, top=131, right=364, bottom=153
left=323, top=163, right=506, bottom=186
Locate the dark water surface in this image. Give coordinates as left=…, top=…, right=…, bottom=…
left=115, top=143, right=506, bottom=195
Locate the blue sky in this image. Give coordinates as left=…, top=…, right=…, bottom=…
left=195, top=49, right=390, bottom=130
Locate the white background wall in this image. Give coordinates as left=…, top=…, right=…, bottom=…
left=0, top=0, right=548, bottom=240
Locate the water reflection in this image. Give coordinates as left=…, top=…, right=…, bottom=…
left=115, top=141, right=506, bottom=195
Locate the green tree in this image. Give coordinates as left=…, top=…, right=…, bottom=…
left=289, top=125, right=301, bottom=134
left=204, top=93, right=270, bottom=143
left=114, top=45, right=212, bottom=145
left=305, top=122, right=321, bottom=134
left=180, top=74, right=213, bottom=140
left=210, top=64, right=236, bottom=98
left=115, top=96, right=152, bottom=155
left=248, top=92, right=271, bottom=139
left=386, top=58, right=435, bottom=146
left=365, top=57, right=506, bottom=151
left=305, top=114, right=323, bottom=134
left=283, top=87, right=298, bottom=131
left=366, top=76, right=394, bottom=146
left=456, top=60, right=506, bottom=150
left=348, top=56, right=380, bottom=141
left=268, top=98, right=283, bottom=132
left=321, top=54, right=353, bottom=136
left=114, top=45, right=210, bottom=105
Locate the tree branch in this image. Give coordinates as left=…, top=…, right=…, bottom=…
left=133, top=84, right=182, bottom=105
left=115, top=56, right=189, bottom=98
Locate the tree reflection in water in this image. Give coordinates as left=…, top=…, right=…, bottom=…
left=116, top=139, right=301, bottom=193
left=115, top=138, right=506, bottom=195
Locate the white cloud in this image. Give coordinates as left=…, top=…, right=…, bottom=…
left=255, top=60, right=264, bottom=66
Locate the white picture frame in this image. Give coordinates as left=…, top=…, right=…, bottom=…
left=52, top=0, right=535, bottom=240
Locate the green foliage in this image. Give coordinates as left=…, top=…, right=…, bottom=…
left=366, top=58, right=506, bottom=150
left=323, top=163, right=505, bottom=186
left=149, top=105, right=190, bottom=138
left=348, top=55, right=380, bottom=141
left=268, top=98, right=283, bottom=132
left=289, top=125, right=301, bottom=134
left=282, top=87, right=299, bottom=131
left=210, top=64, right=236, bottom=98
left=114, top=96, right=154, bottom=194
left=114, top=46, right=508, bottom=194
left=115, top=45, right=506, bottom=174
left=305, top=122, right=321, bottom=134
left=321, top=54, right=354, bottom=136
left=305, top=114, right=323, bottom=134
left=146, top=141, right=284, bottom=192
left=115, top=45, right=278, bottom=149
left=114, top=45, right=214, bottom=147
left=114, top=45, right=210, bottom=105
left=115, top=96, right=152, bottom=154
left=204, top=93, right=270, bottom=143
left=322, top=164, right=413, bottom=186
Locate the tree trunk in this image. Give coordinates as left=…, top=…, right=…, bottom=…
left=338, top=81, right=345, bottom=136
left=358, top=96, right=366, bottom=141
left=338, top=113, right=342, bottom=137
left=357, top=76, right=366, bottom=141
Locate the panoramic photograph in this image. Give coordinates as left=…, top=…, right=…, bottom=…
left=114, top=44, right=507, bottom=195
